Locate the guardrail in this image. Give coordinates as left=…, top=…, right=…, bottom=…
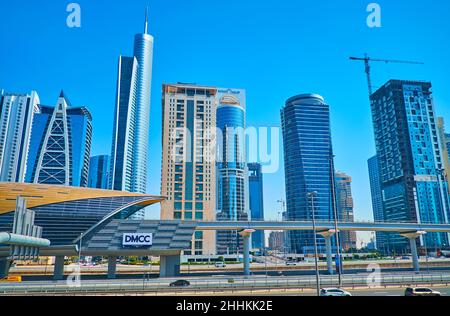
left=1, top=274, right=450, bottom=295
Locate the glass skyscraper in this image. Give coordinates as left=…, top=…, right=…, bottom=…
left=368, top=155, right=387, bottom=251
left=26, top=91, right=92, bottom=187
left=88, top=155, right=110, bottom=189
left=0, top=91, right=40, bottom=182
left=216, top=88, right=249, bottom=255
left=370, top=80, right=450, bottom=252
left=281, top=94, right=336, bottom=254
left=248, top=162, right=265, bottom=250
left=109, top=12, right=154, bottom=220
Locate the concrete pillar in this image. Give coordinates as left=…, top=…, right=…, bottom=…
left=239, top=229, right=255, bottom=277
left=401, top=231, right=426, bottom=273
left=53, top=256, right=65, bottom=280
left=0, top=257, right=12, bottom=279
left=243, top=235, right=251, bottom=276
left=324, top=236, right=333, bottom=275
left=107, top=256, right=117, bottom=279
left=160, top=255, right=181, bottom=278
left=318, top=230, right=337, bottom=275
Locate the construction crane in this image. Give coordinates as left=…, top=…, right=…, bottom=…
left=349, top=54, right=424, bottom=96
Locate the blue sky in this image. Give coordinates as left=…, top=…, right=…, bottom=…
left=1, top=0, right=450, bottom=244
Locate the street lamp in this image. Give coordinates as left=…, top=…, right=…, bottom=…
left=307, top=191, right=321, bottom=296
left=329, top=154, right=343, bottom=286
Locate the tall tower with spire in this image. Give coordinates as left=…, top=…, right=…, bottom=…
left=110, top=9, right=154, bottom=219
left=26, top=91, right=92, bottom=187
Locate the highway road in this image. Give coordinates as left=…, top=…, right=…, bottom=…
left=2, top=271, right=450, bottom=296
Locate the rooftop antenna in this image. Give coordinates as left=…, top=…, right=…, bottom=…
left=144, top=6, right=149, bottom=34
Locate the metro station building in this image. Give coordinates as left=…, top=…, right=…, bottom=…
left=0, top=183, right=196, bottom=279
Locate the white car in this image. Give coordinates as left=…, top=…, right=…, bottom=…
left=286, top=261, right=298, bottom=266
left=215, top=262, right=226, bottom=268
left=320, top=288, right=352, bottom=297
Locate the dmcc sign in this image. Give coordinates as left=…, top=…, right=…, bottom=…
left=122, top=233, right=153, bottom=246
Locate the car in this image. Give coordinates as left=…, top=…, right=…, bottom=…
left=286, top=261, right=298, bottom=266
left=320, top=288, right=352, bottom=297
left=170, top=280, right=191, bottom=287
left=215, top=262, right=226, bottom=268
left=405, top=287, right=441, bottom=296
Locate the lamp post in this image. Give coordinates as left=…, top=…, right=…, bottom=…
left=329, top=155, right=343, bottom=286
left=308, top=191, right=321, bottom=296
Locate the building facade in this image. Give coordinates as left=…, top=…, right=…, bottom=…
left=88, top=155, right=110, bottom=189
left=26, top=91, right=92, bottom=187
left=335, top=171, right=357, bottom=251
left=281, top=94, right=336, bottom=254
left=370, top=80, right=450, bottom=252
left=268, top=231, right=284, bottom=252
left=437, top=118, right=450, bottom=194
left=216, top=88, right=249, bottom=255
left=0, top=183, right=163, bottom=246
left=0, top=91, right=40, bottom=182
left=368, top=155, right=388, bottom=251
left=109, top=12, right=153, bottom=220
left=248, top=162, right=265, bottom=250
left=161, top=83, right=217, bottom=256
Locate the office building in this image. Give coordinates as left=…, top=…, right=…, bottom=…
left=216, top=88, right=249, bottom=255
left=281, top=94, right=336, bottom=254
left=0, top=91, right=40, bottom=182
left=26, top=91, right=92, bottom=187
left=335, top=171, right=357, bottom=250
left=370, top=80, right=450, bottom=252
left=88, top=155, right=110, bottom=189
left=368, top=155, right=388, bottom=251
left=437, top=118, right=450, bottom=194
left=161, top=83, right=217, bottom=256
left=268, top=231, right=284, bottom=251
left=248, top=162, right=265, bottom=250
left=109, top=11, right=154, bottom=219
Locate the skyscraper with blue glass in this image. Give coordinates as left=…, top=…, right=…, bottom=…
left=109, top=11, right=154, bottom=220
left=216, top=88, right=249, bottom=254
left=281, top=94, right=336, bottom=254
left=248, top=162, right=265, bottom=250
left=26, top=91, right=92, bottom=187
left=368, top=155, right=387, bottom=251
left=88, top=155, right=110, bottom=189
left=370, top=80, right=450, bottom=252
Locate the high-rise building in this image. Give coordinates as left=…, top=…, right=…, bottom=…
left=26, top=91, right=92, bottom=187
left=368, top=155, right=387, bottom=251
left=370, top=80, right=450, bottom=252
left=281, top=94, right=336, bottom=254
left=446, top=133, right=450, bottom=156
left=109, top=11, right=153, bottom=220
left=88, top=155, right=110, bottom=189
left=335, top=171, right=357, bottom=250
left=248, top=162, right=265, bottom=250
left=437, top=118, right=450, bottom=194
left=268, top=231, right=284, bottom=252
left=0, top=91, right=40, bottom=182
left=161, top=83, right=217, bottom=256
left=216, top=88, right=249, bottom=255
